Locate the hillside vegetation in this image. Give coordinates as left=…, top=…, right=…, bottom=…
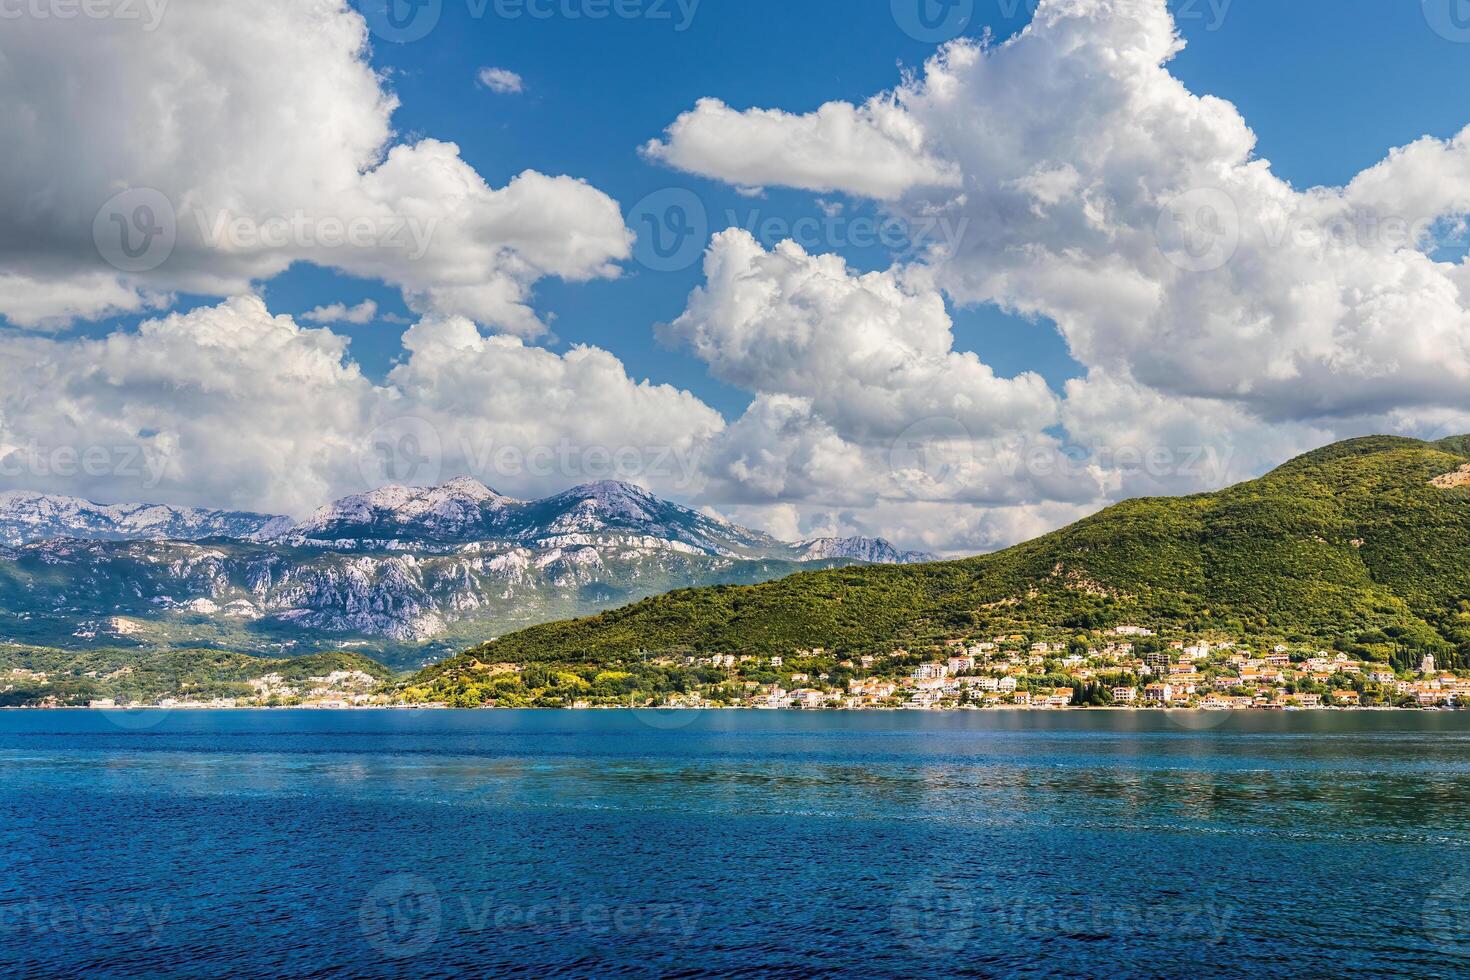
left=0, top=645, right=394, bottom=706
left=418, top=436, right=1470, bottom=691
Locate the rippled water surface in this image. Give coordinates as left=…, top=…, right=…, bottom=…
left=2, top=709, right=1468, bottom=977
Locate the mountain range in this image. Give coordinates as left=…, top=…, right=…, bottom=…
left=420, top=435, right=1470, bottom=691
left=0, top=491, right=291, bottom=546
left=0, top=478, right=933, bottom=668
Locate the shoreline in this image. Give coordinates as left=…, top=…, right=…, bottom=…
left=3, top=703, right=1459, bottom=713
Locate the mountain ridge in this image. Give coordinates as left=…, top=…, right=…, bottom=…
left=417, top=434, right=1470, bottom=688
left=6, top=479, right=933, bottom=563
left=0, top=479, right=933, bottom=668
left=0, top=491, right=290, bottom=547
left=792, top=535, right=935, bottom=565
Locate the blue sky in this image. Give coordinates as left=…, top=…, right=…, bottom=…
left=241, top=0, right=1470, bottom=417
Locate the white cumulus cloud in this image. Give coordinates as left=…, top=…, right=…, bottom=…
left=302, top=300, right=379, bottom=325
left=642, top=96, right=961, bottom=200
left=635, top=0, right=1470, bottom=552
left=0, top=297, right=724, bottom=516
left=665, top=230, right=1059, bottom=446
left=478, top=67, right=525, bottom=94
left=648, top=0, right=1470, bottom=425
left=0, top=0, right=629, bottom=336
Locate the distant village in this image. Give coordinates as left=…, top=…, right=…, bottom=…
left=8, top=625, right=1469, bottom=711
left=618, top=627, right=1469, bottom=712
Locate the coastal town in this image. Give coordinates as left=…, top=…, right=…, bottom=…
left=405, top=624, right=1469, bottom=711
left=602, top=628, right=1465, bottom=712
left=703, top=637, right=1461, bottom=711
left=7, top=626, right=1468, bottom=711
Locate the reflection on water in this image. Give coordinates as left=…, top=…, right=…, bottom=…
left=1, top=710, right=1467, bottom=977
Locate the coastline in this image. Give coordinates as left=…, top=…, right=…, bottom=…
left=5, top=703, right=1458, bottom=713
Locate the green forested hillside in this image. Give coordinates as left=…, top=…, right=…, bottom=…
left=418, top=436, right=1470, bottom=689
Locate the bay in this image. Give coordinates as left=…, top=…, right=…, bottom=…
left=1, top=709, right=1467, bottom=977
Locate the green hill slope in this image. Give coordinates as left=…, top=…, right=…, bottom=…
left=0, top=646, right=395, bottom=706
left=416, top=435, right=1470, bottom=691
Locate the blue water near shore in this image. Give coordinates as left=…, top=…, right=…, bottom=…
left=2, top=709, right=1468, bottom=978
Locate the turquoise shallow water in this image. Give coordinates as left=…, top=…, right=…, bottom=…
left=1, top=709, right=1468, bottom=977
